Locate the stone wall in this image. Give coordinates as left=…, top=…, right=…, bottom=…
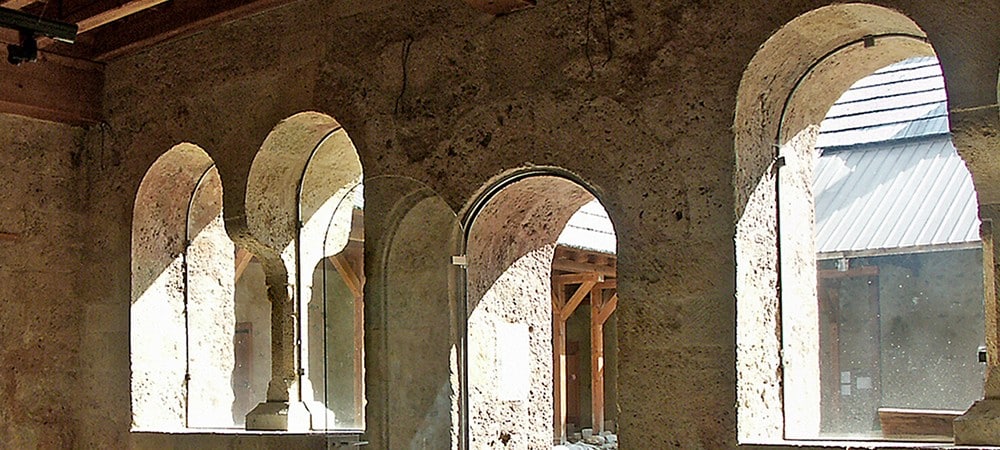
left=0, top=114, right=86, bottom=448
left=0, top=0, right=992, bottom=448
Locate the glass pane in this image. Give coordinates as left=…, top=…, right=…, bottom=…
left=185, top=165, right=238, bottom=428
left=371, top=175, right=461, bottom=447
left=808, top=56, right=985, bottom=439
left=232, top=249, right=269, bottom=426
left=311, top=182, right=365, bottom=430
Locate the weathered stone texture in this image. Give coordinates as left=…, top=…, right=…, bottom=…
left=0, top=114, right=85, bottom=449
left=0, top=0, right=994, bottom=448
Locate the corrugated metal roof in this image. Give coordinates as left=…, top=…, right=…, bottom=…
left=558, top=199, right=616, bottom=255
left=816, top=56, right=949, bottom=148
left=813, top=57, right=980, bottom=257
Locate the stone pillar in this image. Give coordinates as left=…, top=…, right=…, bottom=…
left=245, top=269, right=310, bottom=431
left=952, top=105, right=1000, bottom=445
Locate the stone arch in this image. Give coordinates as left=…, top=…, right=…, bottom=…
left=131, top=143, right=236, bottom=430
left=733, top=4, right=945, bottom=443
left=243, top=111, right=364, bottom=430
left=462, top=169, right=618, bottom=448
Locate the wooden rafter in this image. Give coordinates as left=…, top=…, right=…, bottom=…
left=552, top=258, right=616, bottom=278
left=0, top=0, right=36, bottom=9
left=552, top=272, right=603, bottom=286
left=86, top=0, right=299, bottom=61
left=74, top=0, right=170, bottom=34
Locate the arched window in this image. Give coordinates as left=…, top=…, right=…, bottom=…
left=463, top=172, right=618, bottom=447
left=131, top=144, right=240, bottom=430
left=243, top=112, right=364, bottom=431
left=735, top=4, right=984, bottom=443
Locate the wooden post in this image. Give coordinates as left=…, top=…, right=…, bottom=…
left=552, top=286, right=567, bottom=443
left=551, top=275, right=599, bottom=442
left=591, top=286, right=605, bottom=433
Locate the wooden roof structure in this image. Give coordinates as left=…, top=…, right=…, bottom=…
left=0, top=0, right=300, bottom=124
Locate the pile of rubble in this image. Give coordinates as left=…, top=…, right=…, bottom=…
left=553, top=429, right=618, bottom=450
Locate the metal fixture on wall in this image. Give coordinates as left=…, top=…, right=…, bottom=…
left=0, top=6, right=77, bottom=65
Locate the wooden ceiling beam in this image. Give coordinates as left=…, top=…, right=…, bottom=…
left=86, top=0, right=298, bottom=61
left=0, top=45, right=103, bottom=124
left=0, top=0, right=37, bottom=9
left=73, top=0, right=170, bottom=34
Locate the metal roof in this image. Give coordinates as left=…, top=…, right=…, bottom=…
left=813, top=57, right=980, bottom=258
left=558, top=199, right=617, bottom=255
left=816, top=56, right=949, bottom=148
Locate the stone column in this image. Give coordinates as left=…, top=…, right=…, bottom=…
left=245, top=265, right=310, bottom=431
left=952, top=105, right=1000, bottom=445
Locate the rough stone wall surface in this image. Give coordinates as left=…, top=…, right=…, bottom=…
left=0, top=114, right=86, bottom=449
left=9, top=0, right=989, bottom=448
left=777, top=126, right=821, bottom=438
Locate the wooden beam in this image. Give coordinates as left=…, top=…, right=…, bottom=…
left=594, top=293, right=617, bottom=325
left=878, top=408, right=962, bottom=438
left=0, top=232, right=19, bottom=241
left=594, top=279, right=617, bottom=291
left=0, top=46, right=103, bottom=124
left=552, top=272, right=603, bottom=286
left=234, top=248, right=253, bottom=281
left=817, top=266, right=879, bottom=279
left=0, top=0, right=36, bottom=9
left=86, top=0, right=300, bottom=61
left=591, top=287, right=605, bottom=433
left=560, top=280, right=597, bottom=322
left=330, top=254, right=363, bottom=299
left=74, top=0, right=171, bottom=34
left=552, top=258, right=616, bottom=278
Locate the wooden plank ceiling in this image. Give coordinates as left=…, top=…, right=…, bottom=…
left=0, top=0, right=298, bottom=124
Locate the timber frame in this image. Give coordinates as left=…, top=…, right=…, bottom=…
left=551, top=245, right=617, bottom=442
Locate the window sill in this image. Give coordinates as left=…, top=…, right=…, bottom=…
left=740, top=439, right=999, bottom=449
left=130, top=430, right=366, bottom=447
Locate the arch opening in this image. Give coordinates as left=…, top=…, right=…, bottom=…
left=735, top=4, right=985, bottom=443
left=464, top=173, right=619, bottom=447
left=131, top=144, right=240, bottom=430
left=243, top=111, right=365, bottom=431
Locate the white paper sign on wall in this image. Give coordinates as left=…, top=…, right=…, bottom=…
left=498, top=322, right=530, bottom=401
